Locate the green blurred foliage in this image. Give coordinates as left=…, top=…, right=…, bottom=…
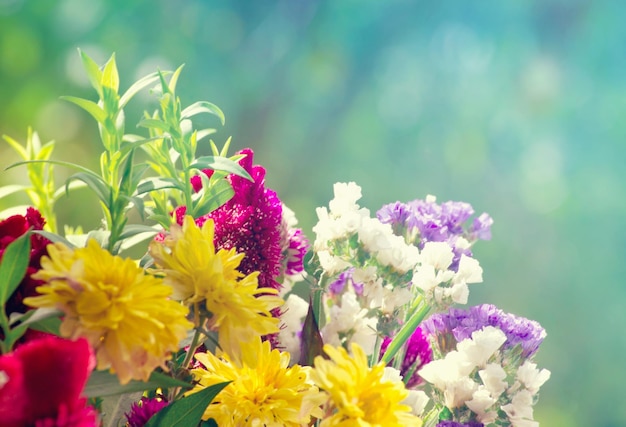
left=1, top=1, right=625, bottom=425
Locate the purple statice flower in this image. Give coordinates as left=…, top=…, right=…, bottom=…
left=328, top=268, right=364, bottom=296
left=405, top=198, right=474, bottom=242
left=125, top=397, right=169, bottom=427
left=470, top=213, right=493, bottom=241
left=380, top=327, right=433, bottom=388
left=436, top=421, right=484, bottom=427
left=377, top=196, right=493, bottom=271
left=422, top=304, right=547, bottom=358
left=376, top=201, right=412, bottom=236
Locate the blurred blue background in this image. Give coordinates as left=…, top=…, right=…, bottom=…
left=1, top=1, right=624, bottom=425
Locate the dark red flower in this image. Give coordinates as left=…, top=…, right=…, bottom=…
left=1, top=207, right=51, bottom=316
left=0, top=336, right=98, bottom=427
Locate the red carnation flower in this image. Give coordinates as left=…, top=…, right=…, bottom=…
left=1, top=207, right=51, bottom=316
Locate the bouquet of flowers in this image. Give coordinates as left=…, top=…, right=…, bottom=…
left=0, top=51, right=550, bottom=427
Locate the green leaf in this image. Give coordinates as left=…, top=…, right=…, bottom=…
left=35, top=140, right=56, bottom=161
left=192, top=179, right=234, bottom=218
left=136, top=177, right=182, bottom=195
left=180, top=101, right=225, bottom=126
left=118, top=224, right=160, bottom=241
left=79, top=49, right=104, bottom=97
left=144, top=382, right=230, bottom=427
left=52, top=180, right=87, bottom=202
left=137, top=118, right=171, bottom=133
left=0, top=232, right=31, bottom=306
left=118, top=148, right=137, bottom=196
left=7, top=159, right=99, bottom=177
left=61, top=96, right=107, bottom=124
left=165, top=65, right=184, bottom=95
left=0, top=184, right=28, bottom=200
left=101, top=53, right=119, bottom=92
left=25, top=312, right=62, bottom=335
left=32, top=230, right=76, bottom=248
left=2, top=134, right=28, bottom=159
left=3, top=322, right=30, bottom=350
left=66, top=172, right=111, bottom=205
left=84, top=370, right=194, bottom=398
left=298, top=299, right=325, bottom=367
left=189, top=156, right=252, bottom=181
left=195, top=129, right=217, bottom=142
left=120, top=72, right=164, bottom=108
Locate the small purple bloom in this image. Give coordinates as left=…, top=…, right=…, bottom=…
left=328, top=268, right=364, bottom=295
left=377, top=196, right=492, bottom=272
left=422, top=304, right=547, bottom=358
left=376, top=201, right=412, bottom=235
left=470, top=213, right=494, bottom=241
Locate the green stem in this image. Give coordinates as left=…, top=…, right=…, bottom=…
left=182, top=328, right=202, bottom=369
left=381, top=302, right=430, bottom=364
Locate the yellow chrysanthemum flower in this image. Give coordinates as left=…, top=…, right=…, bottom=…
left=188, top=337, right=326, bottom=426
left=149, top=216, right=283, bottom=357
left=311, top=343, right=423, bottom=427
left=24, top=239, right=192, bottom=384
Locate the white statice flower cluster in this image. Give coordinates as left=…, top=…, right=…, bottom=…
left=411, top=240, right=483, bottom=306
left=418, top=326, right=550, bottom=426
left=312, top=182, right=419, bottom=275
left=275, top=293, right=309, bottom=362
left=320, top=291, right=378, bottom=355
left=353, top=267, right=412, bottom=316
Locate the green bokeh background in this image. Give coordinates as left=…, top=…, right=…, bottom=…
left=1, top=1, right=623, bottom=425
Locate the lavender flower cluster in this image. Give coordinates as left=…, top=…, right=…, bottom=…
left=377, top=196, right=493, bottom=271
left=421, top=304, right=547, bottom=358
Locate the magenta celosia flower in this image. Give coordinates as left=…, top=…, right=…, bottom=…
left=0, top=336, right=97, bottom=427
left=380, top=327, right=432, bottom=388
left=125, top=397, right=169, bottom=427
left=283, top=228, right=308, bottom=276
left=177, top=148, right=307, bottom=291
left=199, top=148, right=284, bottom=289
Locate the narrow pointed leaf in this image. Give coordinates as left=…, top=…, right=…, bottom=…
left=192, top=180, right=234, bottom=217
left=118, top=224, right=160, bottom=241
left=136, top=177, right=182, bottom=195
left=181, top=101, right=225, bottom=125
left=79, top=49, right=103, bottom=96
left=84, top=370, right=194, bottom=398
left=0, top=184, right=28, bottom=200
left=189, top=156, right=252, bottom=181
left=120, top=72, right=164, bottom=108
left=7, top=159, right=99, bottom=177
left=32, top=230, right=76, bottom=248
left=144, top=382, right=230, bottom=427
left=101, top=53, right=119, bottom=92
left=61, top=96, right=107, bottom=124
left=137, top=118, right=171, bottom=133
left=165, top=65, right=185, bottom=94
left=66, top=172, right=110, bottom=205
left=53, top=180, right=87, bottom=201
left=0, top=232, right=31, bottom=306
left=2, top=134, right=28, bottom=159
